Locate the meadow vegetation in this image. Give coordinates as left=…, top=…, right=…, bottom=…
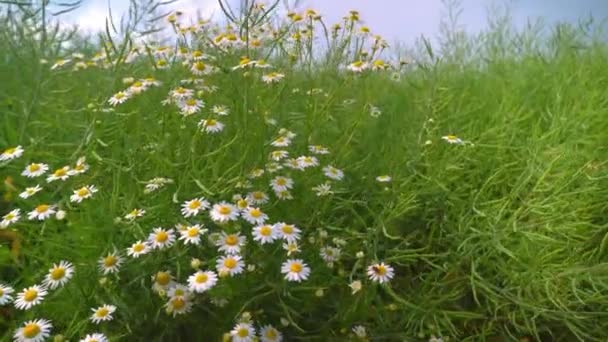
left=1, top=0, right=607, bottom=341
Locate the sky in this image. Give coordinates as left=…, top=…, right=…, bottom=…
left=61, top=0, right=608, bottom=44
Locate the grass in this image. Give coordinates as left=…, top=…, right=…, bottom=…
left=1, top=1, right=608, bottom=341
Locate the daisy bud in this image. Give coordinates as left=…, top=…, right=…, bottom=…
left=319, top=230, right=328, bottom=239
left=315, top=288, right=324, bottom=297
left=356, top=251, right=365, bottom=259
left=308, top=236, right=316, bottom=244
left=240, top=311, right=252, bottom=322
left=349, top=280, right=362, bottom=294
left=53, top=335, right=65, bottom=342
left=99, top=277, right=108, bottom=286
left=280, top=317, right=290, bottom=327
left=247, top=264, right=256, bottom=272
left=55, top=210, right=66, bottom=220
left=387, top=303, right=398, bottom=311
left=191, top=258, right=202, bottom=269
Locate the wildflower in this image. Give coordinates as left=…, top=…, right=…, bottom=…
left=90, top=304, right=116, bottom=324
left=216, top=232, right=246, bottom=254
left=367, top=262, right=395, bottom=284
left=230, top=322, right=256, bottom=342
left=108, top=91, right=130, bottom=106
left=51, top=58, right=71, bottom=70
left=187, top=270, right=218, bottom=293
left=80, top=333, right=109, bottom=342
left=125, top=208, right=145, bottom=220
left=352, top=325, right=367, bottom=338
left=281, top=259, right=311, bottom=282
left=371, top=59, right=389, bottom=70
left=70, top=185, right=98, bottom=203
left=198, top=118, right=225, bottom=133
left=165, top=295, right=193, bottom=317
left=429, top=335, right=446, bottom=342
left=1, top=209, right=20, bottom=228
left=308, top=145, right=330, bottom=155
left=210, top=202, right=239, bottom=223
left=347, top=61, right=369, bottom=73
left=1, top=146, right=24, bottom=162
left=296, top=156, right=319, bottom=168
left=262, top=72, right=285, bottom=84
left=178, top=98, right=204, bottom=116
left=170, top=87, right=194, bottom=100
left=320, top=246, right=341, bottom=266
left=148, top=227, right=176, bottom=250
left=369, top=105, right=382, bottom=118
left=248, top=168, right=265, bottom=179
left=55, top=210, right=66, bottom=220
left=127, top=240, right=151, bottom=258
left=22, top=163, right=49, bottom=178
left=259, top=325, right=283, bottom=342
left=252, top=224, right=277, bottom=244
left=275, top=222, right=301, bottom=243
left=270, top=176, right=293, bottom=193
left=0, top=283, right=14, bottom=305
left=181, top=197, right=210, bottom=217
left=144, top=177, right=173, bottom=193
left=246, top=191, right=269, bottom=205
left=441, top=135, right=464, bottom=145
left=28, top=204, right=56, bottom=221
left=376, top=175, right=392, bottom=182
left=152, top=271, right=175, bottom=293
left=242, top=207, right=268, bottom=225
left=349, top=280, right=362, bottom=294
left=13, top=319, right=52, bottom=342
left=179, top=224, right=207, bottom=245
left=46, top=166, right=70, bottom=182
left=98, top=252, right=123, bottom=274
left=212, top=104, right=230, bottom=116
left=19, top=185, right=43, bottom=199
left=274, top=190, right=293, bottom=200
left=282, top=242, right=300, bottom=256
left=128, top=81, right=147, bottom=94
left=266, top=162, right=283, bottom=173
left=312, top=183, right=333, bottom=196
left=167, top=284, right=192, bottom=299
left=323, top=165, right=344, bottom=180
left=253, top=59, right=272, bottom=69
left=69, top=157, right=89, bottom=175
left=42, top=261, right=74, bottom=290
left=216, top=254, right=245, bottom=277
left=356, top=251, right=365, bottom=258
left=14, top=285, right=47, bottom=310
left=190, top=258, right=203, bottom=270
left=269, top=150, right=289, bottom=161
left=142, top=77, right=162, bottom=87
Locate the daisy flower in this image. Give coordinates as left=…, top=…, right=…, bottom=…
left=46, top=166, right=70, bottom=182
left=170, top=87, right=194, bottom=100
left=212, top=104, right=230, bottom=116
left=148, top=227, right=176, bottom=250
left=230, top=322, right=256, bottom=342
left=181, top=197, right=210, bottom=218
left=178, top=98, right=204, bottom=116
left=284, top=158, right=304, bottom=170
left=27, top=204, right=56, bottom=221
left=13, top=319, right=52, bottom=342
left=190, top=61, right=212, bottom=76
left=14, top=285, right=47, bottom=310
left=198, top=118, right=225, bottom=134
left=90, top=304, right=116, bottom=324
left=70, top=185, right=98, bottom=203
left=0, top=283, right=14, bottom=305
left=125, top=208, right=145, bottom=220
left=126, top=240, right=151, bottom=258
left=269, top=150, right=289, bottom=161
left=320, top=246, right=341, bottom=266
left=1, top=209, right=20, bottom=228
left=441, top=135, right=464, bottom=145
left=349, top=280, right=363, bottom=294
left=98, top=252, right=123, bottom=275
left=241, top=207, right=268, bottom=225
left=259, top=325, right=283, bottom=342
left=167, top=284, right=192, bottom=299
left=176, top=224, right=204, bottom=245
left=108, top=91, right=130, bottom=106
left=262, top=72, right=285, bottom=83
left=352, top=325, right=368, bottom=338
left=376, top=175, right=392, bottom=182
left=246, top=191, right=269, bottom=205
left=271, top=136, right=291, bottom=147
left=275, top=222, right=301, bottom=243
left=248, top=168, right=265, bottom=179
left=281, top=259, right=311, bottom=282
left=51, top=58, right=71, bottom=69
left=144, top=177, right=173, bottom=193
left=367, top=262, right=395, bottom=284
left=296, top=156, right=319, bottom=168
left=21, top=163, right=49, bottom=178
left=270, top=176, right=293, bottom=193
left=187, top=270, right=218, bottom=293
left=19, top=185, right=43, bottom=199
left=347, top=60, right=369, bottom=72
left=216, top=254, right=245, bottom=277
left=252, top=224, right=277, bottom=244
left=312, top=183, right=333, bottom=196
left=152, top=271, right=175, bottom=293
left=282, top=242, right=301, bottom=256
left=142, top=77, right=162, bottom=87
left=165, top=296, right=193, bottom=317
left=42, top=261, right=74, bottom=289
left=274, top=190, right=293, bottom=201
left=323, top=165, right=344, bottom=180
left=210, top=202, right=239, bottom=223
left=0, top=146, right=24, bottom=161
left=69, top=157, right=89, bottom=175
left=80, top=333, right=108, bottom=342
left=308, top=145, right=330, bottom=154
left=216, top=232, right=246, bottom=255
left=128, top=80, right=147, bottom=94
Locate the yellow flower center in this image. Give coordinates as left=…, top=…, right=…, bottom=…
left=155, top=231, right=169, bottom=243
left=188, top=200, right=201, bottom=209
left=132, top=81, right=143, bottom=88
left=50, top=267, right=65, bottom=280
left=192, top=50, right=202, bottom=57
left=260, top=226, right=272, bottom=236
left=237, top=199, right=248, bottom=209
left=249, top=208, right=262, bottom=218
left=265, top=329, right=278, bottom=339
left=186, top=98, right=197, bottom=106
left=290, top=263, right=302, bottom=273
left=115, top=92, right=125, bottom=99
left=223, top=258, right=237, bottom=269
left=157, top=60, right=167, bottom=66
left=5, top=213, right=15, bottom=220
left=225, top=235, right=238, bottom=246
left=352, top=61, right=364, bottom=68
left=76, top=187, right=90, bottom=197
left=133, top=244, right=145, bottom=252
left=253, top=192, right=264, bottom=200
left=195, top=273, right=208, bottom=283
left=218, top=206, right=231, bottom=215
left=376, top=265, right=387, bottom=276
left=194, top=62, right=206, bottom=71
left=206, top=119, right=217, bottom=126
left=29, top=164, right=41, bottom=172
left=276, top=178, right=287, bottom=186
left=103, top=255, right=117, bottom=267
left=96, top=307, right=109, bottom=317
left=0, top=288, right=3, bottom=296
left=23, top=289, right=38, bottom=302
left=171, top=297, right=186, bottom=310
left=4, top=148, right=16, bottom=155
left=237, top=328, right=249, bottom=337
left=22, top=323, right=41, bottom=338
left=54, top=168, right=67, bottom=177
left=282, top=225, right=293, bottom=234
left=156, top=272, right=171, bottom=285
left=447, top=135, right=458, bottom=140
left=187, top=228, right=199, bottom=237
left=35, top=205, right=49, bottom=213
left=174, top=288, right=185, bottom=296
